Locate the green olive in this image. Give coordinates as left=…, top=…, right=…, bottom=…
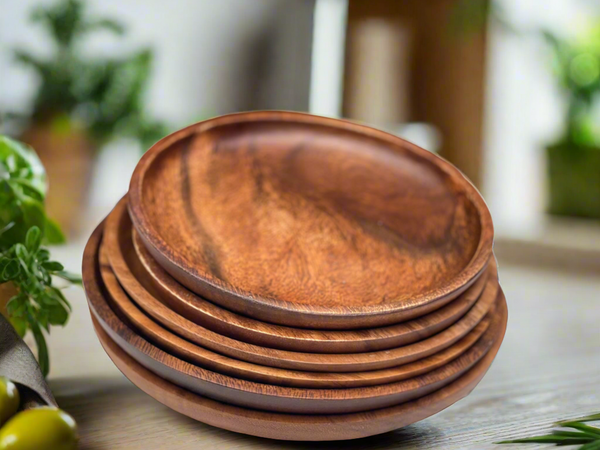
left=0, top=407, right=77, bottom=450
left=0, top=377, right=19, bottom=426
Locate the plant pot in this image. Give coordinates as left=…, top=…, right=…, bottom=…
left=547, top=144, right=600, bottom=219
left=20, top=121, right=95, bottom=237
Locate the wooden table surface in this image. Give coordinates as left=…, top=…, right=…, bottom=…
left=46, top=248, right=600, bottom=449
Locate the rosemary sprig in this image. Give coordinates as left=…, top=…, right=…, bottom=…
left=497, top=413, right=600, bottom=448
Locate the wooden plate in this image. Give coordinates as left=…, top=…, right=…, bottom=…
left=109, top=197, right=492, bottom=353
left=103, top=208, right=500, bottom=372
left=128, top=111, right=494, bottom=329
left=91, top=302, right=507, bottom=441
left=85, top=221, right=504, bottom=414
left=99, top=244, right=494, bottom=389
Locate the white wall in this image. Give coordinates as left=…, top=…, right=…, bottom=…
left=0, top=0, right=314, bottom=124
left=483, top=0, right=598, bottom=236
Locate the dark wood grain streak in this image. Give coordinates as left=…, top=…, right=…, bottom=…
left=90, top=301, right=508, bottom=441
left=128, top=111, right=494, bottom=329
left=99, top=244, right=494, bottom=389
left=104, top=202, right=500, bottom=372
left=84, top=220, right=506, bottom=415
left=179, top=136, right=224, bottom=282
left=95, top=198, right=496, bottom=354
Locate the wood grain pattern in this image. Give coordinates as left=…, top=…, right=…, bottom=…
left=85, top=221, right=506, bottom=415
left=96, top=197, right=495, bottom=353
left=103, top=206, right=500, bottom=372
left=128, top=111, right=494, bottom=329
left=99, top=243, right=494, bottom=389
left=90, top=298, right=507, bottom=441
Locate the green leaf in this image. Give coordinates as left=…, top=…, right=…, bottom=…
left=25, top=226, right=42, bottom=252
left=14, top=243, right=28, bottom=262
left=580, top=441, right=600, bottom=450
left=497, top=434, right=594, bottom=445
left=560, top=422, right=600, bottom=437
left=36, top=248, right=50, bottom=262
left=6, top=293, right=26, bottom=317
left=42, top=261, right=64, bottom=272
left=20, top=197, right=46, bottom=234
left=29, top=320, right=49, bottom=377
left=47, top=301, right=69, bottom=326
left=0, top=258, right=12, bottom=276
left=43, top=218, right=65, bottom=245
left=1, top=260, right=20, bottom=280
left=9, top=316, right=27, bottom=338
left=55, top=270, right=82, bottom=285
left=560, top=413, right=600, bottom=424
left=0, top=136, right=46, bottom=197
left=49, top=286, right=71, bottom=311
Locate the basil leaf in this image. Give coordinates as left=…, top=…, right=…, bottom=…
left=25, top=226, right=42, bottom=252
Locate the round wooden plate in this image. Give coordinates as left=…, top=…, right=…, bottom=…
left=103, top=208, right=500, bottom=373
left=128, top=111, right=494, bottom=329
left=85, top=223, right=504, bottom=414
left=109, top=197, right=492, bottom=353
left=99, top=244, right=494, bottom=389
left=91, top=303, right=507, bottom=441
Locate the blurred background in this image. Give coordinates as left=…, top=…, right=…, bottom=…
left=2, top=0, right=600, bottom=271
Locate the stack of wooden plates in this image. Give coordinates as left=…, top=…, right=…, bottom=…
left=82, top=111, right=506, bottom=441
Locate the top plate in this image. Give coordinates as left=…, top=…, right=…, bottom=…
left=129, top=111, right=494, bottom=329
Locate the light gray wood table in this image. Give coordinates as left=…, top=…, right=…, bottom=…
left=45, top=255, right=600, bottom=449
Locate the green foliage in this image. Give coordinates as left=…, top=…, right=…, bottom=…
left=0, top=135, right=79, bottom=377
left=0, top=136, right=64, bottom=248
left=13, top=0, right=168, bottom=151
left=497, top=413, right=600, bottom=448
left=543, top=25, right=600, bottom=147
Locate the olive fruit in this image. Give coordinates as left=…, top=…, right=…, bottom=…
left=0, top=407, right=78, bottom=450
left=0, top=378, right=19, bottom=426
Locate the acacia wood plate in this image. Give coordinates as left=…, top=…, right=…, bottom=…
left=91, top=303, right=507, bottom=441
left=99, top=244, right=494, bottom=389
left=109, top=197, right=492, bottom=353
left=103, top=207, right=500, bottom=373
left=85, top=221, right=504, bottom=414
left=128, top=111, right=494, bottom=329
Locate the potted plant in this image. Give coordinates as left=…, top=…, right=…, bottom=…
left=0, top=135, right=81, bottom=377
left=543, top=26, right=600, bottom=218
left=7, top=0, right=168, bottom=234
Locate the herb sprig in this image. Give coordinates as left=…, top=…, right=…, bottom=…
left=0, top=135, right=80, bottom=377
left=498, top=413, right=600, bottom=448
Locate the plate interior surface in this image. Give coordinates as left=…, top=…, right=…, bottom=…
left=129, top=111, right=493, bottom=328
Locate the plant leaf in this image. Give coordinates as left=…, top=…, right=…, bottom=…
left=43, top=218, right=65, bottom=245
left=25, top=226, right=42, bottom=252
left=560, top=414, right=600, bottom=425
left=47, top=301, right=69, bottom=326
left=29, top=320, right=49, bottom=377
left=580, top=441, right=600, bottom=450
left=54, top=270, right=82, bottom=285
left=497, top=434, right=594, bottom=445
left=1, top=259, right=20, bottom=281
left=42, top=261, right=64, bottom=272
left=560, top=422, right=600, bottom=437
left=9, top=316, right=28, bottom=338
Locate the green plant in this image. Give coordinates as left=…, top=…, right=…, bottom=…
left=543, top=25, right=600, bottom=148
left=498, top=412, right=600, bottom=448
left=0, top=136, right=80, bottom=376
left=11, top=0, right=168, bottom=150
